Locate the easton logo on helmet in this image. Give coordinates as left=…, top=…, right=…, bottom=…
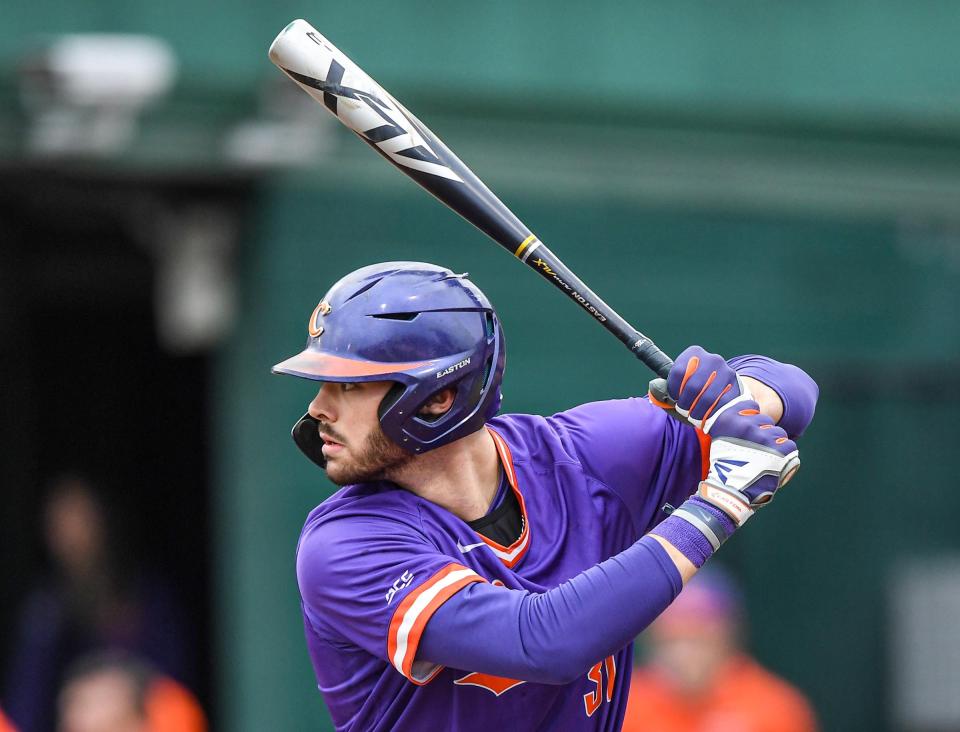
left=437, top=357, right=471, bottom=379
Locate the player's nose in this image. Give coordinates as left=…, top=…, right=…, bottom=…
left=307, top=383, right=337, bottom=422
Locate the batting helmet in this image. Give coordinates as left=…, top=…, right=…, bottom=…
left=272, top=262, right=506, bottom=466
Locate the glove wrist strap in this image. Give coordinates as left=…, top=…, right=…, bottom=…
left=697, top=480, right=755, bottom=526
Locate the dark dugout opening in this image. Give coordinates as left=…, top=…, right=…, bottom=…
left=0, top=167, right=252, bottom=730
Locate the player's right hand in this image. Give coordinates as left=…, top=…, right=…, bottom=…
left=649, top=345, right=752, bottom=429
left=696, top=399, right=800, bottom=526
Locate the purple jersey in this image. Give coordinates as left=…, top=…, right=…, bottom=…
left=296, top=397, right=704, bottom=731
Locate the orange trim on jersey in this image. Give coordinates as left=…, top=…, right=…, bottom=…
left=387, top=563, right=484, bottom=685
left=482, top=427, right=532, bottom=568
left=272, top=350, right=435, bottom=378
left=454, top=672, right=527, bottom=696
left=695, top=427, right=711, bottom=481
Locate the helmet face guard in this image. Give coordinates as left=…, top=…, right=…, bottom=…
left=273, top=262, right=506, bottom=459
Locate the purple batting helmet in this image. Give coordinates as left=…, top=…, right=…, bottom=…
left=272, top=262, right=506, bottom=466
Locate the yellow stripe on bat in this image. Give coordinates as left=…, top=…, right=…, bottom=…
left=514, top=235, right=537, bottom=258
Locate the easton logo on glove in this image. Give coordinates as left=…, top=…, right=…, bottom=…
left=712, top=458, right=748, bottom=485
left=697, top=399, right=801, bottom=526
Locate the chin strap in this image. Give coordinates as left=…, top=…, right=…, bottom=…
left=292, top=413, right=327, bottom=468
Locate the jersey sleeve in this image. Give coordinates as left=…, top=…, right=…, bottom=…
left=727, top=354, right=819, bottom=438
left=418, top=535, right=683, bottom=684
left=296, top=511, right=485, bottom=685
left=548, top=397, right=707, bottom=534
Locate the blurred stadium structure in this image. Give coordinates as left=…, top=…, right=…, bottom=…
left=1, top=3, right=959, bottom=731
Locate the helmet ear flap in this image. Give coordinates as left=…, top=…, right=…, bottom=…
left=379, top=381, right=459, bottom=431
left=378, top=383, right=406, bottom=421
left=292, top=413, right=327, bottom=468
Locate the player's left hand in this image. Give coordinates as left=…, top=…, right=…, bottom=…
left=649, top=345, right=752, bottom=429
left=696, top=398, right=801, bottom=525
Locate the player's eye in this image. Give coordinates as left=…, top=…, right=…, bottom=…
left=340, top=382, right=358, bottom=392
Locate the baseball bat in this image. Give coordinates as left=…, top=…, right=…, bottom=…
left=268, top=19, right=674, bottom=383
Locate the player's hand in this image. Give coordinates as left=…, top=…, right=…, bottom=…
left=649, top=345, right=752, bottom=429
left=697, top=400, right=800, bottom=526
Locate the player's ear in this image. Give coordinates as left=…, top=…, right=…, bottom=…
left=419, top=388, right=456, bottom=417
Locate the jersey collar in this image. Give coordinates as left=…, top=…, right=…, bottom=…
left=481, top=427, right=531, bottom=568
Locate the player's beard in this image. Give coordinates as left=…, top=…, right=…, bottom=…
left=322, top=422, right=413, bottom=486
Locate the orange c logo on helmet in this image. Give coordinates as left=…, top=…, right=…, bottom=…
left=308, top=301, right=331, bottom=337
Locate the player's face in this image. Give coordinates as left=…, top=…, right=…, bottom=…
left=307, top=380, right=412, bottom=485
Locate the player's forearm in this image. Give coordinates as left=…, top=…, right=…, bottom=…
left=649, top=534, right=698, bottom=583
left=418, top=536, right=682, bottom=684
left=729, top=355, right=819, bottom=438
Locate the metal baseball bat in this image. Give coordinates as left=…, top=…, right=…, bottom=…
left=268, top=19, right=674, bottom=381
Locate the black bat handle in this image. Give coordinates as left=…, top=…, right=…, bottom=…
left=634, top=342, right=674, bottom=380
left=513, top=238, right=674, bottom=379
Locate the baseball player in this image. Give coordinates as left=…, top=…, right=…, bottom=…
left=273, top=262, right=818, bottom=731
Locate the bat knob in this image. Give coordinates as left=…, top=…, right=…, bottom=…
left=648, top=377, right=676, bottom=410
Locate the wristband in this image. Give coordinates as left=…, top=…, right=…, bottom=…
left=672, top=498, right=736, bottom=550
left=650, top=497, right=737, bottom=568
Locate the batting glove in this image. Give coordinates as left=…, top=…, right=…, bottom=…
left=649, top=346, right=753, bottom=429
left=696, top=399, right=801, bottom=526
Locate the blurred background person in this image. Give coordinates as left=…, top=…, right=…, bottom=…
left=3, top=475, right=195, bottom=732
left=56, top=652, right=206, bottom=732
left=622, top=568, right=817, bottom=732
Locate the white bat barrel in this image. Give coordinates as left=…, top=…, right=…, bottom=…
left=269, top=20, right=461, bottom=181
left=268, top=20, right=385, bottom=133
